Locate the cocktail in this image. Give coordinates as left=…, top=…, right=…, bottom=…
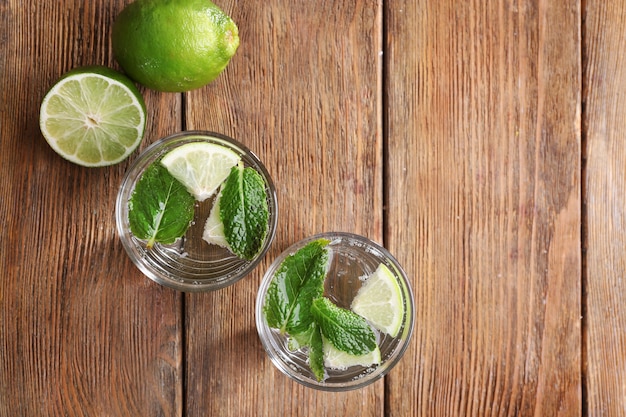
left=116, top=131, right=277, bottom=292
left=255, top=232, right=414, bottom=391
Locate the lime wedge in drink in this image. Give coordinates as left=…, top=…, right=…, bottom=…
left=39, top=66, right=146, bottom=167
left=160, top=142, right=241, bottom=201
left=351, top=263, right=405, bottom=338
left=202, top=188, right=231, bottom=250
left=322, top=335, right=381, bottom=370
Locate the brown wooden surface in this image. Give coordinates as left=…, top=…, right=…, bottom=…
left=583, top=2, right=626, bottom=416
left=1, top=0, right=624, bottom=416
left=385, top=1, right=582, bottom=416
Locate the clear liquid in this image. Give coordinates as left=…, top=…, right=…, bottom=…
left=258, top=233, right=413, bottom=389
left=117, top=133, right=278, bottom=292
left=131, top=192, right=257, bottom=287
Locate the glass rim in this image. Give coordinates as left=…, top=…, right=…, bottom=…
left=255, top=231, right=415, bottom=391
left=116, top=130, right=278, bottom=292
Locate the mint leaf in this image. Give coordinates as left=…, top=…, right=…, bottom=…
left=311, top=297, right=377, bottom=356
left=263, top=239, right=330, bottom=336
left=308, top=323, right=325, bottom=382
left=289, top=324, right=316, bottom=350
left=128, top=162, right=195, bottom=249
left=220, top=163, right=269, bottom=260
left=286, top=322, right=325, bottom=381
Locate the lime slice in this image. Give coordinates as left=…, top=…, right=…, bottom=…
left=202, top=188, right=231, bottom=249
left=160, top=142, right=241, bottom=201
left=322, top=335, right=381, bottom=370
left=39, top=66, right=146, bottom=167
left=351, top=263, right=405, bottom=338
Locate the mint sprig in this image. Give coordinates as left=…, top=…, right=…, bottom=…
left=128, top=162, right=195, bottom=248
left=262, top=239, right=330, bottom=382
left=263, top=238, right=384, bottom=382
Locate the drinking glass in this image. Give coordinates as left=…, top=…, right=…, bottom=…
left=255, top=232, right=414, bottom=391
left=116, top=130, right=277, bottom=292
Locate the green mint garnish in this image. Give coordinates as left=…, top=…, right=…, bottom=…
left=263, top=238, right=382, bottom=381
left=128, top=162, right=195, bottom=249
left=308, top=323, right=325, bottom=381
left=220, top=163, right=270, bottom=260
left=263, top=239, right=330, bottom=336
left=311, top=297, right=377, bottom=356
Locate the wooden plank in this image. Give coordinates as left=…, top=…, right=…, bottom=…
left=385, top=1, right=581, bottom=415
left=0, top=1, right=183, bottom=415
left=183, top=0, right=384, bottom=415
left=582, top=1, right=626, bottom=415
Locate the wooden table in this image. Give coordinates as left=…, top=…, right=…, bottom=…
left=2, top=0, right=625, bottom=415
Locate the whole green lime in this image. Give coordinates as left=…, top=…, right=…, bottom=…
left=112, top=0, right=239, bottom=92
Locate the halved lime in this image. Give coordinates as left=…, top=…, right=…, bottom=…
left=351, top=263, right=405, bottom=338
left=160, top=142, right=241, bottom=201
left=39, top=66, right=146, bottom=167
left=322, top=335, right=381, bottom=370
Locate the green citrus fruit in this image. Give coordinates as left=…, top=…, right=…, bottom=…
left=322, top=335, right=381, bottom=370
left=351, top=263, right=405, bottom=338
left=202, top=189, right=231, bottom=250
left=39, top=66, right=147, bottom=167
left=160, top=142, right=241, bottom=201
left=111, top=0, right=240, bottom=92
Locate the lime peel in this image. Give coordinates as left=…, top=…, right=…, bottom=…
left=112, top=0, right=240, bottom=92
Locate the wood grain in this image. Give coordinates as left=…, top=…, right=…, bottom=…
left=184, top=0, right=384, bottom=415
left=385, top=1, right=581, bottom=415
left=4, top=0, right=626, bottom=415
left=1, top=1, right=183, bottom=415
left=582, top=1, right=626, bottom=415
